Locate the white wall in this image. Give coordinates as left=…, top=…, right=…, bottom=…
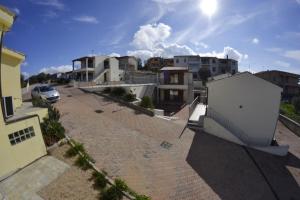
left=207, top=72, right=282, bottom=146
left=94, top=56, right=109, bottom=78
left=108, top=57, right=120, bottom=81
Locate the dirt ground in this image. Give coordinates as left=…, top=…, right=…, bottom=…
left=38, top=144, right=100, bottom=200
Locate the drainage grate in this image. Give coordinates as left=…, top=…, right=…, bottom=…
left=95, top=110, right=103, bottom=114
left=160, top=141, right=173, bottom=150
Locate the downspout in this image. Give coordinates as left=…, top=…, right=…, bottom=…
left=0, top=28, right=6, bottom=120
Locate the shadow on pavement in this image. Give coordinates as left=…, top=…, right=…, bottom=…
left=186, top=131, right=300, bottom=200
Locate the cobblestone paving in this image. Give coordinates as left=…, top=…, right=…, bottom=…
left=54, top=86, right=281, bottom=200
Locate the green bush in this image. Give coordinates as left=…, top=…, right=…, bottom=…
left=122, top=93, right=136, bottom=102
left=115, top=178, right=128, bottom=192
left=66, top=141, right=85, bottom=157
left=280, top=103, right=300, bottom=124
left=140, top=96, right=154, bottom=109
left=75, top=155, right=92, bottom=170
left=48, top=106, right=60, bottom=121
left=41, top=119, right=65, bottom=146
left=111, top=87, right=126, bottom=97
left=292, top=97, right=300, bottom=113
left=101, top=185, right=122, bottom=200
left=93, top=171, right=107, bottom=189
left=135, top=195, right=151, bottom=200
left=32, top=97, right=50, bottom=108
left=103, top=87, right=111, bottom=94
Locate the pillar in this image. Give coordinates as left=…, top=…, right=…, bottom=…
left=86, top=58, right=88, bottom=82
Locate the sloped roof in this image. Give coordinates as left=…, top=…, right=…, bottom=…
left=207, top=71, right=283, bottom=92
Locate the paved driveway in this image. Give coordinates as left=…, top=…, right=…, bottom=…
left=55, top=86, right=300, bottom=200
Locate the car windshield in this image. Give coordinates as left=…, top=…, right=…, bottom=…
left=39, top=86, right=55, bottom=92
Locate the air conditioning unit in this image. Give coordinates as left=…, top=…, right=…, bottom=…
left=3, top=96, right=14, bottom=118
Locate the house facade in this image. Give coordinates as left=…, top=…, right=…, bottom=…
left=144, top=57, right=174, bottom=71
left=203, top=72, right=287, bottom=155
left=158, top=67, right=193, bottom=106
left=72, top=55, right=123, bottom=84
left=117, top=56, right=138, bottom=71
left=0, top=6, right=48, bottom=179
left=255, top=70, right=300, bottom=100
left=174, top=55, right=238, bottom=80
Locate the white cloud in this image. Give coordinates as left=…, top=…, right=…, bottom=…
left=12, top=8, right=20, bottom=15
left=132, top=23, right=171, bottom=50
left=43, top=10, right=58, bottom=19
left=284, top=50, right=300, bottom=62
left=128, top=22, right=247, bottom=62
left=109, top=53, right=121, bottom=57
left=39, top=65, right=72, bottom=74
left=244, top=54, right=249, bottom=59
left=73, top=16, right=99, bottom=24
left=22, top=72, right=30, bottom=79
left=194, top=41, right=209, bottom=49
left=199, top=46, right=245, bottom=62
left=296, top=0, right=300, bottom=5
left=252, top=37, right=259, bottom=44
left=31, top=0, right=64, bottom=10
left=274, top=60, right=290, bottom=68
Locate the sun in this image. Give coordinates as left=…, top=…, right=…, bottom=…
left=199, top=0, right=218, bottom=17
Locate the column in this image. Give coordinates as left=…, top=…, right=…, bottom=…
left=86, top=58, right=88, bottom=82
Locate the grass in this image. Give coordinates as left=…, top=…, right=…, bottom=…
left=280, top=103, right=300, bottom=124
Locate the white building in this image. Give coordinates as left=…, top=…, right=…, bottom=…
left=173, top=55, right=238, bottom=79
left=202, top=72, right=288, bottom=156
left=72, top=55, right=124, bottom=84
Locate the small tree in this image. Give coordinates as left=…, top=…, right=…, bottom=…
left=140, top=96, right=154, bottom=109
left=292, top=96, right=300, bottom=113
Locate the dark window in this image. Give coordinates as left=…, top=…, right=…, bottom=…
left=8, top=126, right=35, bottom=146
left=176, top=59, right=179, bottom=63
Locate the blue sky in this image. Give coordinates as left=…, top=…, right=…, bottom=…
left=2, top=0, right=300, bottom=77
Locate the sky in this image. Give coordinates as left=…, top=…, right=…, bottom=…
left=1, top=0, right=300, bottom=77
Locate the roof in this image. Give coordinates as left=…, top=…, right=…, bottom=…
left=207, top=71, right=283, bottom=91
left=160, top=66, right=188, bottom=71
left=72, top=56, right=94, bottom=62
left=255, top=70, right=300, bottom=78
left=2, top=47, right=25, bottom=61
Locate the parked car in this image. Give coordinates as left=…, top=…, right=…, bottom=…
left=31, top=85, right=60, bottom=103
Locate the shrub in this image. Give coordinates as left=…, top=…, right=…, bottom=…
left=111, top=87, right=126, bottom=97
left=75, top=155, right=92, bottom=170
left=103, top=87, right=111, bottom=94
left=48, top=106, right=60, bottom=121
left=292, top=97, right=300, bottom=113
left=93, top=171, right=107, bottom=189
left=32, top=97, right=49, bottom=108
left=66, top=141, right=85, bottom=157
left=140, top=96, right=154, bottom=109
left=115, top=178, right=128, bottom=192
left=123, top=93, right=136, bottom=102
left=135, top=195, right=151, bottom=200
left=101, top=185, right=122, bottom=200
left=41, top=119, right=65, bottom=146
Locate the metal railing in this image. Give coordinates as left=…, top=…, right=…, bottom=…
left=189, top=96, right=200, bottom=117
left=206, top=107, right=261, bottom=147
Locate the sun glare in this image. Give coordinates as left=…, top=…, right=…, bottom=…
left=199, top=0, right=218, bottom=17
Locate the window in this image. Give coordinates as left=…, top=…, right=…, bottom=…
left=184, top=58, right=186, bottom=63
left=212, top=67, right=216, bottom=72
left=170, top=73, right=179, bottom=84
left=170, top=90, right=179, bottom=101
left=8, top=127, right=35, bottom=146
left=176, top=59, right=179, bottom=63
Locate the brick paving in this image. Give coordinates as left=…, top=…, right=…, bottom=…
left=54, top=86, right=299, bottom=200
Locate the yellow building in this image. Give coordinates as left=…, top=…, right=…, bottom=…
left=0, top=6, right=48, bottom=179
